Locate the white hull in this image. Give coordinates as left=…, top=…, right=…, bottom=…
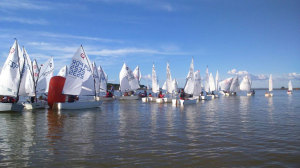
left=142, top=97, right=148, bottom=102
left=24, top=101, right=48, bottom=110
left=200, top=95, right=207, bottom=100
left=247, top=92, right=254, bottom=96
left=119, top=95, right=140, bottom=100
left=287, top=91, right=292, bottom=95
left=179, top=99, right=197, bottom=105
left=53, top=100, right=102, bottom=110
left=0, top=103, right=24, bottom=112
left=163, top=98, right=172, bottom=103
left=172, top=99, right=178, bottom=106
left=265, top=93, right=273, bottom=97
left=156, top=98, right=164, bottom=103
left=148, top=97, right=157, bottom=102
left=206, top=95, right=215, bottom=100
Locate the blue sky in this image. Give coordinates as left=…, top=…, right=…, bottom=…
left=0, top=0, right=299, bottom=88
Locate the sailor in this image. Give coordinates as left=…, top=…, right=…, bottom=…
left=180, top=89, right=185, bottom=100
left=149, top=93, right=152, bottom=97
left=158, top=91, right=164, bottom=98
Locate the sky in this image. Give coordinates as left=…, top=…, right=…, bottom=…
left=0, top=0, right=299, bottom=88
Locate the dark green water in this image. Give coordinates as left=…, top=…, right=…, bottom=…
left=0, top=90, right=299, bottom=167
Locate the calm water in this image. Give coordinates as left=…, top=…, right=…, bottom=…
left=0, top=90, right=299, bottom=167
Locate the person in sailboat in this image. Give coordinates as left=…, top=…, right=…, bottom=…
left=211, top=91, right=215, bottom=95
left=106, top=90, right=113, bottom=97
left=124, top=92, right=129, bottom=96
left=158, top=91, right=164, bottom=98
left=149, top=93, right=152, bottom=97
left=180, top=89, right=185, bottom=100
left=140, top=90, right=147, bottom=97
left=110, top=85, right=114, bottom=94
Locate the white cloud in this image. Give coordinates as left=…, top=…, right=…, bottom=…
left=227, top=68, right=267, bottom=80
left=0, top=17, right=48, bottom=25
left=288, top=72, right=300, bottom=80
left=142, top=74, right=151, bottom=80
left=0, top=0, right=50, bottom=11
left=227, top=68, right=249, bottom=75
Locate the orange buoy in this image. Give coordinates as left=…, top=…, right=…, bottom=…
left=48, top=76, right=66, bottom=108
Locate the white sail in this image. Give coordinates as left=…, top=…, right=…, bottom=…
left=19, top=47, right=35, bottom=96
left=119, top=63, right=140, bottom=92
left=0, top=40, right=24, bottom=97
left=230, top=76, right=239, bottom=92
left=184, top=58, right=194, bottom=94
left=62, top=46, right=92, bottom=95
left=92, top=62, right=100, bottom=94
left=162, top=81, right=167, bottom=90
left=166, top=63, right=173, bottom=94
left=215, top=70, right=219, bottom=92
left=98, top=66, right=108, bottom=93
left=193, top=70, right=202, bottom=96
left=173, top=79, right=178, bottom=93
left=288, top=80, right=293, bottom=91
left=269, top=74, right=273, bottom=92
left=57, top=65, right=68, bottom=77
left=240, top=75, right=251, bottom=92
left=219, top=77, right=233, bottom=91
left=209, top=73, right=216, bottom=92
left=152, top=64, right=159, bottom=93
left=204, top=66, right=210, bottom=93
left=133, top=66, right=141, bottom=85
left=36, top=57, right=54, bottom=94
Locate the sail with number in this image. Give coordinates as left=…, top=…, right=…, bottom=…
left=240, top=75, right=251, bottom=92
left=152, top=64, right=159, bottom=93
left=288, top=80, right=292, bottom=91
left=133, top=66, right=141, bottom=85
left=269, top=74, right=273, bottom=92
left=57, top=66, right=68, bottom=77
left=62, top=46, right=92, bottom=95
left=119, top=63, right=140, bottom=92
left=0, top=40, right=24, bottom=97
left=98, top=66, right=108, bottom=93
left=193, top=70, right=202, bottom=96
left=184, top=58, right=194, bottom=94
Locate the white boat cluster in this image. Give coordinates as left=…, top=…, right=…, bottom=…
left=0, top=40, right=294, bottom=112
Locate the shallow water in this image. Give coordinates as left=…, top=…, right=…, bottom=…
left=0, top=90, right=299, bottom=167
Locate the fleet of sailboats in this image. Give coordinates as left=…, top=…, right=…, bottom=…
left=0, top=40, right=298, bottom=112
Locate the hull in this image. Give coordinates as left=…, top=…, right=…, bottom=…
left=53, top=100, right=102, bottom=110
left=148, top=97, right=157, bottom=102
left=172, top=99, right=178, bottom=106
left=287, top=91, right=292, bottom=95
left=97, top=96, right=115, bottom=101
left=163, top=98, right=172, bottom=103
left=200, top=95, right=207, bottom=100
left=156, top=98, right=164, bottom=103
left=247, top=92, right=254, bottom=96
left=0, top=103, right=24, bottom=112
left=24, top=101, right=48, bottom=110
left=207, top=95, right=215, bottom=100
left=119, top=95, right=140, bottom=100
left=179, top=99, right=197, bottom=106
left=265, top=93, right=273, bottom=97
left=142, top=97, right=148, bottom=102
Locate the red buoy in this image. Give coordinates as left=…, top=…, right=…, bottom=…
left=48, top=76, right=66, bottom=108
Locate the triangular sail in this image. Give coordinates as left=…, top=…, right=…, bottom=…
left=57, top=66, right=68, bottom=77
left=98, top=66, right=108, bottom=93
left=19, top=47, right=35, bottom=96
left=215, top=70, right=219, bottom=92
left=230, top=76, right=239, bottom=92
left=162, top=81, right=167, bottom=90
left=204, top=66, right=210, bottom=93
left=36, top=57, right=54, bottom=94
left=184, top=58, right=194, bottom=94
left=209, top=73, right=216, bottom=92
left=92, top=62, right=100, bottom=94
left=219, top=77, right=233, bottom=91
left=269, top=74, right=273, bottom=92
left=133, top=66, right=141, bottom=85
left=152, top=64, right=159, bottom=93
left=0, top=40, right=24, bottom=97
left=119, top=63, right=139, bottom=92
left=166, top=63, right=173, bottom=94
left=288, top=80, right=293, bottom=91
left=240, top=75, right=251, bottom=92
left=173, top=79, right=178, bottom=94
left=62, top=46, right=92, bottom=95
left=193, top=70, right=202, bottom=96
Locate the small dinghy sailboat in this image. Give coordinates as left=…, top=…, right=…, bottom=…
left=119, top=63, right=140, bottom=100
left=287, top=80, right=293, bottom=95
left=265, top=74, right=273, bottom=97
left=0, top=40, right=24, bottom=112
left=144, top=64, right=159, bottom=102
left=240, top=75, right=253, bottom=96
left=157, top=63, right=173, bottom=103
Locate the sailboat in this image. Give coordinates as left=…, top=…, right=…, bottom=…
left=265, top=74, right=273, bottom=97
left=119, top=63, right=140, bottom=100
left=23, top=55, right=54, bottom=109
left=0, top=40, right=25, bottom=112
left=52, top=45, right=102, bottom=110
left=219, top=77, right=233, bottom=95
left=240, top=75, right=253, bottom=96
left=207, top=73, right=216, bottom=99
left=287, top=80, right=293, bottom=95
left=229, top=76, right=239, bottom=96
left=133, top=66, right=141, bottom=85
left=157, top=63, right=173, bottom=103
left=147, top=64, right=159, bottom=102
